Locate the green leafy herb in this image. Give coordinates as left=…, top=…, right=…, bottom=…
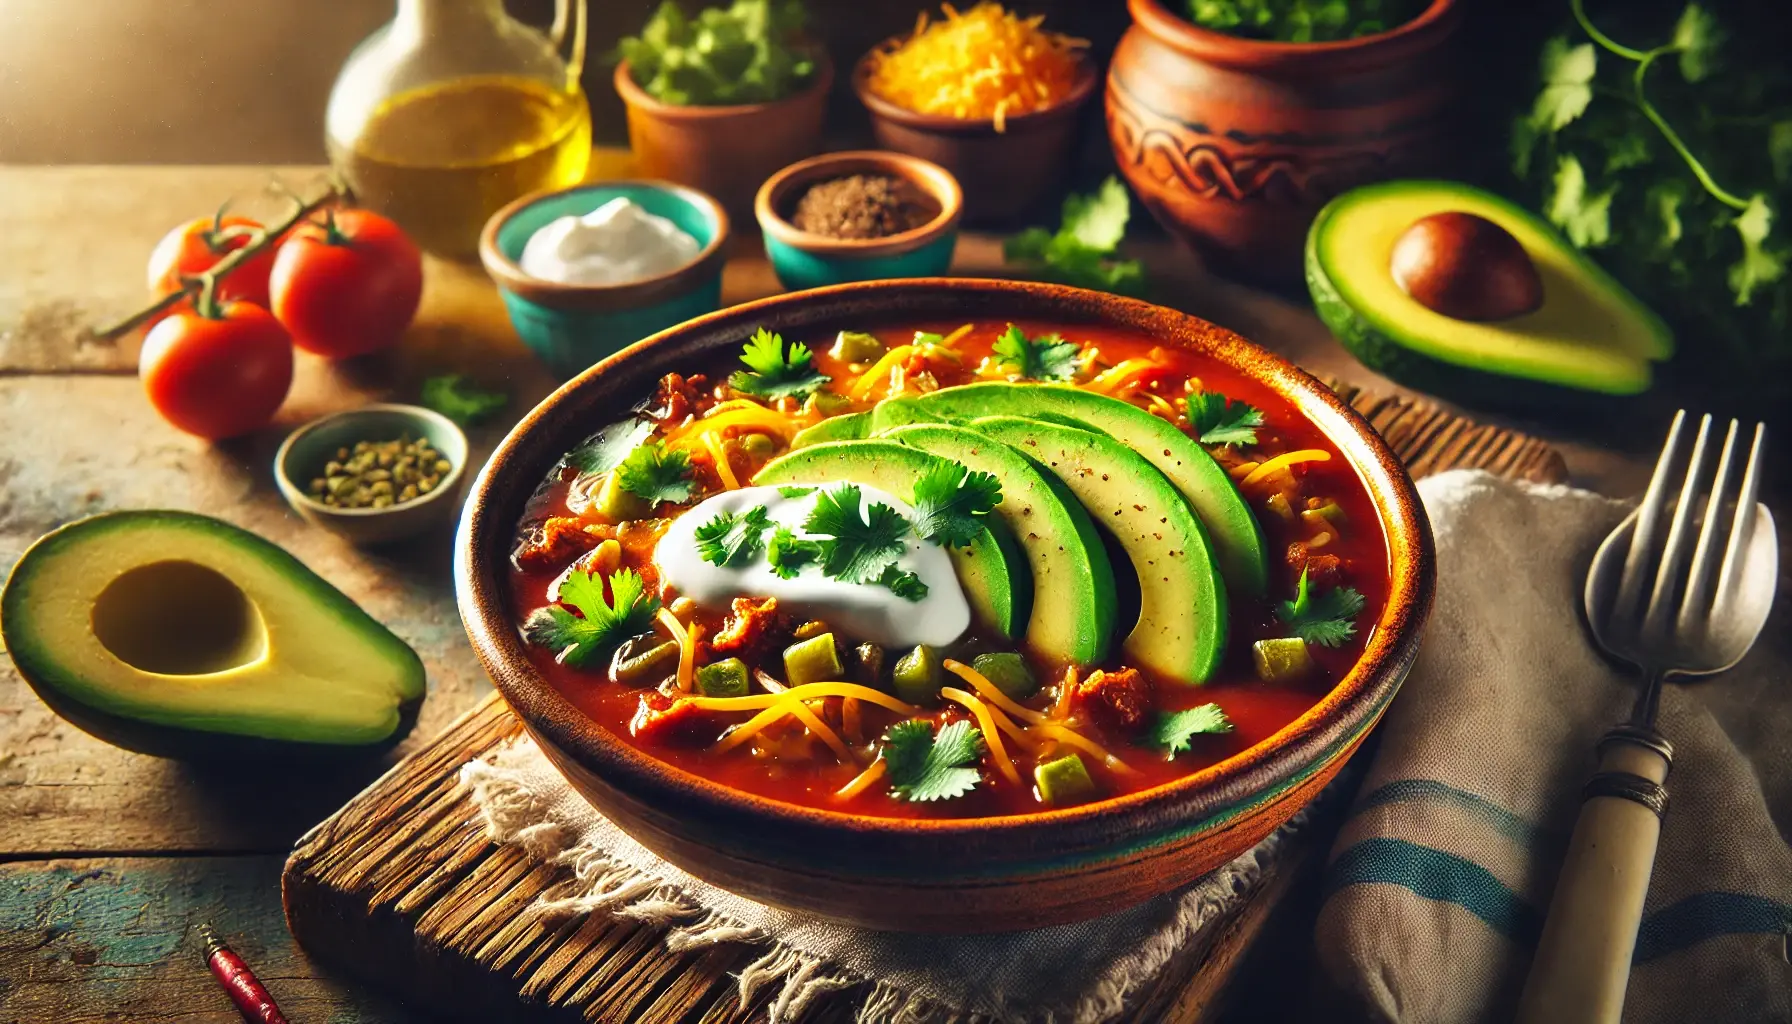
left=1275, top=568, right=1367, bottom=648
left=990, top=324, right=1081, bottom=382
left=523, top=569, right=660, bottom=668
left=1546, top=154, right=1615, bottom=248
left=618, top=0, right=815, bottom=106
left=766, top=525, right=823, bottom=579
left=728, top=327, right=831, bottom=400
left=877, top=564, right=929, bottom=601
left=565, top=418, right=656, bottom=482
left=1729, top=193, right=1785, bottom=304
left=614, top=439, right=696, bottom=506
left=881, top=719, right=984, bottom=802
left=776, top=485, right=815, bottom=498
left=420, top=374, right=508, bottom=426
left=694, top=506, right=771, bottom=567
left=907, top=460, right=1003, bottom=547
left=1147, top=704, right=1234, bottom=757
left=1187, top=392, right=1265, bottom=446
left=804, top=484, right=911, bottom=583
left=1004, top=177, right=1147, bottom=297
left=1185, top=0, right=1427, bottom=43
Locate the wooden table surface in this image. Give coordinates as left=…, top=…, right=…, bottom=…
left=0, top=162, right=1662, bottom=1023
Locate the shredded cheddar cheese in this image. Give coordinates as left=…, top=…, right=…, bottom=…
left=863, top=3, right=1086, bottom=132
left=835, top=758, right=888, bottom=799
left=944, top=659, right=1049, bottom=725
left=686, top=682, right=920, bottom=716
left=849, top=344, right=915, bottom=399
left=1240, top=449, right=1331, bottom=488
left=703, top=432, right=741, bottom=490
left=940, top=686, right=1022, bottom=785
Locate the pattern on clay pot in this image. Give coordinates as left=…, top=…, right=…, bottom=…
left=1107, top=77, right=1394, bottom=206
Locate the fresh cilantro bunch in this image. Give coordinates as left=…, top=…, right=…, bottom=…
left=524, top=569, right=660, bottom=667
left=1187, top=393, right=1264, bottom=446
left=1004, top=177, right=1148, bottom=297
left=882, top=719, right=985, bottom=802
left=1186, top=0, right=1426, bottom=43
left=991, top=325, right=1081, bottom=382
left=729, top=327, right=831, bottom=400
left=619, top=0, right=815, bottom=106
left=908, top=462, right=1003, bottom=547
left=420, top=375, right=508, bottom=426
left=804, top=485, right=911, bottom=583
left=1276, top=568, right=1367, bottom=647
left=1508, top=1, right=1790, bottom=407
left=694, top=506, right=772, bottom=566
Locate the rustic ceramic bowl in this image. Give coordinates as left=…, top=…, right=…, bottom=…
left=1106, top=0, right=1464, bottom=282
left=479, top=180, right=730, bottom=380
left=754, top=150, right=963, bottom=291
left=853, top=46, right=1097, bottom=226
left=456, top=279, right=1435, bottom=933
left=616, top=54, right=834, bottom=221
left=275, top=404, right=468, bottom=546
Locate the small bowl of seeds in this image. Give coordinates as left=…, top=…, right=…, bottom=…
left=274, top=403, right=470, bottom=545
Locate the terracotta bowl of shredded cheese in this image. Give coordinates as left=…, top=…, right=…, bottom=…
left=853, top=2, right=1097, bottom=224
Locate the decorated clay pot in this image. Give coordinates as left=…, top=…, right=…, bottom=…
left=1106, top=0, right=1464, bottom=282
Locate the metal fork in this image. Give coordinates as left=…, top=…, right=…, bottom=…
left=1516, top=411, right=1777, bottom=1024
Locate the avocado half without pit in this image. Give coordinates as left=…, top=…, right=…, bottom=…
left=0, top=510, right=426, bottom=758
left=1306, top=180, right=1673, bottom=405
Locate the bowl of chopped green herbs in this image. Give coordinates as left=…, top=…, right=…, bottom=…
left=615, top=0, right=832, bottom=219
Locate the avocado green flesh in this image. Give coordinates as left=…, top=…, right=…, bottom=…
left=869, top=395, right=958, bottom=432
left=970, top=416, right=1227, bottom=686
left=884, top=423, right=1117, bottom=667
left=753, top=440, right=1032, bottom=641
left=910, top=383, right=1268, bottom=598
left=0, top=511, right=426, bottom=749
left=1307, top=180, right=1672, bottom=396
left=789, top=411, right=870, bottom=448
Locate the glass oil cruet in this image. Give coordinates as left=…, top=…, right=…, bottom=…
left=325, top=0, right=592, bottom=258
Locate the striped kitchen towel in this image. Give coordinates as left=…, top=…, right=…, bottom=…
left=1317, top=469, right=1792, bottom=1022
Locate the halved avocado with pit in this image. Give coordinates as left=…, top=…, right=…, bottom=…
left=0, top=510, right=426, bottom=758
left=753, top=440, right=1032, bottom=641
left=970, top=415, right=1227, bottom=685
left=1306, top=180, right=1673, bottom=400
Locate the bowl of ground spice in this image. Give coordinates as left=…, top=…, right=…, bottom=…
left=755, top=150, right=962, bottom=292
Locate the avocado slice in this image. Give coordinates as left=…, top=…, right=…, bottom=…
left=869, top=394, right=959, bottom=433
left=1306, top=180, right=1673, bottom=399
left=910, top=383, right=1268, bottom=598
left=970, top=416, right=1227, bottom=686
left=789, top=411, right=870, bottom=448
left=0, top=511, right=425, bottom=757
left=753, top=440, right=1032, bottom=641
left=884, top=423, right=1117, bottom=666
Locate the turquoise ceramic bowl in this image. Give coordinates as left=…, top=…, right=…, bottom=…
left=479, top=181, right=730, bottom=379
left=755, top=151, right=962, bottom=292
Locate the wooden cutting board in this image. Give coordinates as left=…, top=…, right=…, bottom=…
left=281, top=385, right=1565, bottom=1024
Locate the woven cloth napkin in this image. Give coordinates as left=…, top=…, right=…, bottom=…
left=1317, top=469, right=1792, bottom=1022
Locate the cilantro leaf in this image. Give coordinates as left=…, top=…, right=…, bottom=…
left=1546, top=154, right=1614, bottom=249
left=523, top=568, right=660, bottom=668
left=1672, top=3, right=1722, bottom=84
left=766, top=525, right=823, bottom=579
left=728, top=327, right=830, bottom=399
left=1728, top=194, right=1786, bottom=306
left=1187, top=392, right=1265, bottom=446
left=1003, top=177, right=1148, bottom=297
left=693, top=506, right=771, bottom=567
left=420, top=374, right=509, bottom=426
left=1529, top=36, right=1597, bottom=134
left=565, top=418, right=656, bottom=482
left=776, top=485, right=814, bottom=498
left=614, top=439, right=695, bottom=506
left=618, top=0, right=815, bottom=106
left=990, top=324, right=1081, bottom=382
left=877, top=564, right=929, bottom=601
left=1275, top=568, right=1367, bottom=648
left=804, top=485, right=911, bottom=583
left=1062, top=176, right=1132, bottom=251
left=1645, top=181, right=1687, bottom=257
left=908, top=460, right=1002, bottom=547
left=882, top=719, right=984, bottom=802
left=1148, top=704, right=1234, bottom=757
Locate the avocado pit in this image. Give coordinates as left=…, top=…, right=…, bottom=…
left=1390, top=211, right=1544, bottom=322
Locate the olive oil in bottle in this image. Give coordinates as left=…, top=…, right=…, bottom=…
left=331, top=76, right=591, bottom=258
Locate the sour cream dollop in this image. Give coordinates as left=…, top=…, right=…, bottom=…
left=655, top=484, right=970, bottom=649
left=519, top=197, right=700, bottom=286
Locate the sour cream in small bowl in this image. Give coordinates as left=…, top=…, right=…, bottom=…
left=480, top=181, right=730, bottom=379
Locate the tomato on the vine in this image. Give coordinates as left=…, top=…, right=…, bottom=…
left=139, top=302, right=294, bottom=440
left=270, top=209, right=423, bottom=359
left=145, top=212, right=279, bottom=313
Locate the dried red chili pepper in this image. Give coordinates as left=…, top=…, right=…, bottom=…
left=197, top=923, right=290, bottom=1024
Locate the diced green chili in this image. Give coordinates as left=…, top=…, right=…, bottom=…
left=829, top=330, right=884, bottom=363
left=1252, top=637, right=1314, bottom=683
left=1263, top=491, right=1296, bottom=523
left=890, top=644, right=943, bottom=706
left=971, top=652, right=1037, bottom=699
left=783, top=633, right=843, bottom=687
left=595, top=471, right=650, bottom=522
left=1034, top=753, right=1097, bottom=806
left=739, top=433, right=775, bottom=458
left=1305, top=499, right=1347, bottom=525
left=792, top=619, right=831, bottom=641
left=696, top=657, right=751, bottom=698
left=610, top=637, right=680, bottom=686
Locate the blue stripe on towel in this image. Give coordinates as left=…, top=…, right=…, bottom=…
left=1326, top=837, right=1543, bottom=944
left=1634, top=891, right=1792, bottom=963
left=1352, top=779, right=1546, bottom=846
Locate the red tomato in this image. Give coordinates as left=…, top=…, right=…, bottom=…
left=145, top=214, right=278, bottom=312
left=270, top=209, right=423, bottom=358
left=139, top=303, right=294, bottom=440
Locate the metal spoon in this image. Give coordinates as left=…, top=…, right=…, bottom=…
left=1516, top=411, right=1777, bottom=1024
